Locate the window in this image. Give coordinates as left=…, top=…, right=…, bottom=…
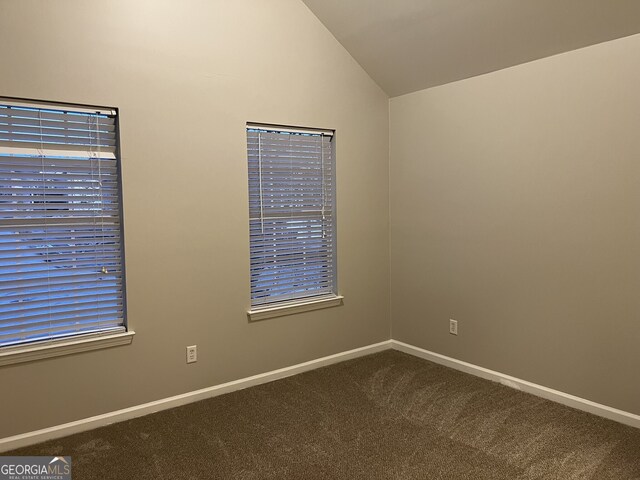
left=247, top=123, right=340, bottom=318
left=0, top=97, right=127, bottom=350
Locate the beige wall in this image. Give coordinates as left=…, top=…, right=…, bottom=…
left=0, top=0, right=390, bottom=438
left=390, top=34, right=640, bottom=415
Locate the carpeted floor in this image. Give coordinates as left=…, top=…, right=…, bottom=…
left=8, top=350, right=640, bottom=479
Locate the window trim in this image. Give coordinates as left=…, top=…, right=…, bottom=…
left=247, top=294, right=343, bottom=322
left=0, top=330, right=135, bottom=367
left=0, top=96, right=129, bottom=351
left=246, top=122, right=339, bottom=311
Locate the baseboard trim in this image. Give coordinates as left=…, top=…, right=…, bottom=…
left=391, top=340, right=640, bottom=430
left=4, top=338, right=638, bottom=452
left=0, top=340, right=393, bottom=453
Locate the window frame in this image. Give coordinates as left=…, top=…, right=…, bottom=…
left=0, top=97, right=132, bottom=364
left=246, top=123, right=342, bottom=320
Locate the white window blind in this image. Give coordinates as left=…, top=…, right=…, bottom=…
left=247, top=124, right=337, bottom=308
left=0, top=98, right=126, bottom=348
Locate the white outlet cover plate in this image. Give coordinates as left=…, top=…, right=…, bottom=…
left=186, top=345, right=197, bottom=363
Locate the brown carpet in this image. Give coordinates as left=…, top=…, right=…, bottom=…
left=8, top=350, right=640, bottom=479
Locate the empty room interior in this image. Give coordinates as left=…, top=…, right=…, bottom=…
left=1, top=0, right=640, bottom=478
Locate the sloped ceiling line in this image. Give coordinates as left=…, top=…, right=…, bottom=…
left=302, top=0, right=640, bottom=97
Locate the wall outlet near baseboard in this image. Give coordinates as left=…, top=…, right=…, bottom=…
left=186, top=345, right=197, bottom=363
left=449, top=319, right=458, bottom=335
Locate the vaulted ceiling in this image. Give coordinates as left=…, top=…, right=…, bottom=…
left=302, top=0, right=640, bottom=97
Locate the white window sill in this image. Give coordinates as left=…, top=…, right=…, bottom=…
left=248, top=295, right=344, bottom=321
left=0, top=331, right=135, bottom=367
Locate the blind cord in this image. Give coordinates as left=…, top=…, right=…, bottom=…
left=258, top=131, right=265, bottom=235
left=95, top=114, right=106, bottom=330
left=89, top=115, right=101, bottom=330
left=38, top=110, right=53, bottom=341
left=320, top=135, right=326, bottom=239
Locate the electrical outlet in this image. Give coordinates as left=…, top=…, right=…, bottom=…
left=186, top=345, right=197, bottom=364
left=449, top=319, right=458, bottom=336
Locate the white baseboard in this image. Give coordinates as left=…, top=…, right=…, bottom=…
left=391, top=340, right=640, bottom=430
left=3, top=338, right=638, bottom=452
left=0, top=340, right=393, bottom=453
